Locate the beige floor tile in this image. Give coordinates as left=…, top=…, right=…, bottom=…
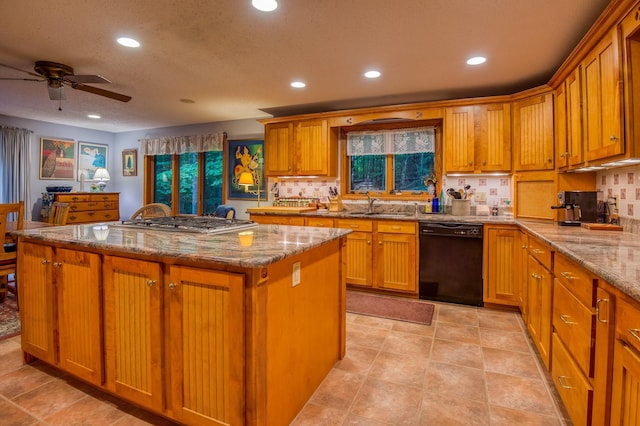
left=43, top=395, right=127, bottom=425
left=489, top=405, right=563, bottom=425
left=430, top=338, right=484, bottom=369
left=350, top=378, right=422, bottom=425
left=347, top=322, right=391, bottom=349
left=0, top=365, right=55, bottom=399
left=485, top=371, right=558, bottom=417
left=423, top=361, right=487, bottom=403
left=335, top=344, right=380, bottom=375
left=482, top=347, right=542, bottom=379
left=352, top=314, right=396, bottom=330
left=380, top=330, right=433, bottom=356
left=342, top=414, right=391, bottom=425
left=368, top=350, right=427, bottom=387
left=11, top=379, right=87, bottom=419
left=290, top=402, right=347, bottom=426
left=479, top=327, right=530, bottom=353
left=477, top=309, right=523, bottom=332
left=436, top=304, right=479, bottom=326
left=391, top=319, right=435, bottom=337
left=310, top=368, right=366, bottom=410
left=0, top=397, right=39, bottom=425
left=434, top=322, right=480, bottom=345
left=419, top=394, right=490, bottom=425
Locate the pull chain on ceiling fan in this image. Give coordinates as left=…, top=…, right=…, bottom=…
left=0, top=60, right=132, bottom=103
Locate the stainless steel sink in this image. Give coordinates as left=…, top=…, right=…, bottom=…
left=345, top=211, right=413, bottom=218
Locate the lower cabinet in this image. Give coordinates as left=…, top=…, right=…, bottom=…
left=526, top=254, right=553, bottom=368
left=337, top=219, right=374, bottom=288
left=249, top=214, right=305, bottom=225
left=483, top=225, right=521, bottom=306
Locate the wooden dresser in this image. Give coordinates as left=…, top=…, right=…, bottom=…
left=54, top=192, right=120, bottom=224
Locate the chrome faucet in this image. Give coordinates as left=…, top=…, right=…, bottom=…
left=366, top=194, right=378, bottom=214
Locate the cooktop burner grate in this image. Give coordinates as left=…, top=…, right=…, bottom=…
left=114, top=216, right=258, bottom=234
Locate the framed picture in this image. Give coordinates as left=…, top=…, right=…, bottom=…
left=227, top=139, right=265, bottom=200
left=122, top=148, right=138, bottom=176
left=39, top=137, right=76, bottom=180
left=78, top=141, right=109, bottom=181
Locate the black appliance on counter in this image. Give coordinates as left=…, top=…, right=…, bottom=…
left=418, top=222, right=484, bottom=307
left=552, top=191, right=599, bottom=226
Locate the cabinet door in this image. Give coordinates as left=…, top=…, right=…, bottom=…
left=103, top=256, right=163, bottom=412
left=527, top=256, right=552, bottom=369
left=444, top=106, right=475, bottom=173
left=18, top=242, right=56, bottom=365
left=344, top=231, right=373, bottom=287
left=476, top=103, right=511, bottom=172
left=56, top=248, right=103, bottom=385
left=610, top=340, right=640, bottom=425
left=566, top=69, right=584, bottom=167
left=555, top=80, right=569, bottom=168
left=250, top=214, right=305, bottom=225
left=592, top=286, right=614, bottom=425
left=375, top=233, right=417, bottom=293
left=295, top=119, right=329, bottom=175
left=583, top=30, right=623, bottom=161
left=264, top=122, right=293, bottom=175
left=526, top=256, right=541, bottom=344
left=484, top=227, right=519, bottom=306
left=167, top=266, right=244, bottom=426
left=512, top=93, right=555, bottom=171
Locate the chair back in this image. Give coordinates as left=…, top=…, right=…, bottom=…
left=214, top=204, right=236, bottom=219
left=130, top=203, right=172, bottom=219
left=0, top=201, right=24, bottom=258
left=49, top=202, right=70, bottom=225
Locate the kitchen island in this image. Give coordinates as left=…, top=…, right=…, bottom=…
left=15, top=222, right=350, bottom=426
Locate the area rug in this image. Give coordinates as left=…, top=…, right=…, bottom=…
left=346, top=291, right=434, bottom=325
left=0, top=293, right=20, bottom=340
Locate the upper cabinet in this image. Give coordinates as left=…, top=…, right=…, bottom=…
left=555, top=68, right=584, bottom=169
left=512, top=93, right=555, bottom=171
left=263, top=119, right=338, bottom=176
left=582, top=28, right=624, bottom=162
left=619, top=4, right=640, bottom=162
left=443, top=103, right=511, bottom=174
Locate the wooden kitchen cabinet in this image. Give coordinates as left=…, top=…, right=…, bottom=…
left=263, top=119, right=338, bottom=176
left=483, top=225, right=520, bottom=306
left=55, top=192, right=120, bottom=224
left=336, top=218, right=373, bottom=288
left=525, top=235, right=553, bottom=369
left=375, top=221, right=417, bottom=293
left=555, top=68, right=584, bottom=169
left=103, top=256, right=163, bottom=412
left=583, top=28, right=623, bottom=162
left=166, top=265, right=245, bottom=426
left=305, top=217, right=335, bottom=228
left=512, top=92, right=555, bottom=171
left=443, top=103, right=511, bottom=174
left=250, top=214, right=305, bottom=226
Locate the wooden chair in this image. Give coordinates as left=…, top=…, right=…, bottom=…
left=130, top=203, right=172, bottom=219
left=0, top=201, right=24, bottom=305
left=49, top=202, right=70, bottom=225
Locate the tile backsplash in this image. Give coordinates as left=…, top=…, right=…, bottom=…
left=597, top=164, right=640, bottom=219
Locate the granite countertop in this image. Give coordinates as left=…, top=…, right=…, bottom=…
left=12, top=223, right=351, bottom=268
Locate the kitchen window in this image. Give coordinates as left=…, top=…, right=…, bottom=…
left=344, top=124, right=439, bottom=197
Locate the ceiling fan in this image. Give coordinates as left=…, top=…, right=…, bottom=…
left=0, top=60, right=131, bottom=102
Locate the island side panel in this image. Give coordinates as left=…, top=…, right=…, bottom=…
left=264, top=238, right=345, bottom=425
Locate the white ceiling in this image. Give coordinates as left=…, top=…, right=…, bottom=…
left=0, top=0, right=610, bottom=133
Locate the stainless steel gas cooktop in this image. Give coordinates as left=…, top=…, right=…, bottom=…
left=114, top=216, right=257, bottom=234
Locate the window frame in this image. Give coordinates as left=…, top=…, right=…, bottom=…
left=340, top=119, right=442, bottom=201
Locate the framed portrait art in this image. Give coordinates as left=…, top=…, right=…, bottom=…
left=78, top=141, right=108, bottom=181
left=227, top=139, right=265, bottom=200
left=122, top=148, right=138, bottom=176
left=39, top=137, right=76, bottom=180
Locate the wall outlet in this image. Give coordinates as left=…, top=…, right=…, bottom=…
left=292, top=261, right=301, bottom=287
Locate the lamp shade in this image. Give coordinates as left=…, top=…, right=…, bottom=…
left=94, top=168, right=111, bottom=182
left=238, top=171, right=254, bottom=186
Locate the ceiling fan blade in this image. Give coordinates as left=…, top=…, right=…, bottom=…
left=65, top=74, right=111, bottom=84
left=0, top=62, right=42, bottom=78
left=48, top=85, right=65, bottom=100
left=0, top=77, right=43, bottom=82
left=71, top=83, right=132, bottom=102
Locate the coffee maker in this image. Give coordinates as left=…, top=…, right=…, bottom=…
left=552, top=191, right=599, bottom=226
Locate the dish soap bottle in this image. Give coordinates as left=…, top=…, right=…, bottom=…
left=432, top=195, right=439, bottom=213
left=425, top=197, right=432, bottom=213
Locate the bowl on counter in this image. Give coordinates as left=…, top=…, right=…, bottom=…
left=46, top=185, right=73, bottom=193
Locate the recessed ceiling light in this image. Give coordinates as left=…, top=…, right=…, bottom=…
left=466, top=56, right=486, bottom=65
left=364, top=70, right=381, bottom=79
left=252, top=0, right=278, bottom=12
left=87, top=114, right=101, bottom=119
left=290, top=81, right=306, bottom=88
left=117, top=37, right=140, bottom=48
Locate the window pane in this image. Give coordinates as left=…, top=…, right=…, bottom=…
left=178, top=153, right=198, bottom=214
left=203, top=151, right=223, bottom=214
left=394, top=152, right=435, bottom=191
left=350, top=155, right=386, bottom=192
left=153, top=155, right=172, bottom=207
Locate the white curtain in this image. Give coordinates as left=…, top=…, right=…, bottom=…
left=0, top=126, right=32, bottom=219
left=346, top=126, right=435, bottom=156
left=140, top=132, right=225, bottom=155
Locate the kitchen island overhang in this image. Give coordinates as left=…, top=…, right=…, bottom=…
left=15, top=222, right=350, bottom=426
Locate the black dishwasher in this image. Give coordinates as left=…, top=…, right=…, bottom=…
left=419, top=222, right=484, bottom=306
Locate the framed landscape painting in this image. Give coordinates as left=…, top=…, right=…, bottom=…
left=122, top=148, right=138, bottom=176
left=227, top=139, right=265, bottom=200
left=39, top=137, right=76, bottom=180
left=78, top=142, right=108, bottom=181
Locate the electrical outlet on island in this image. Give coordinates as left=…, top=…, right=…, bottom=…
left=292, top=261, right=301, bottom=287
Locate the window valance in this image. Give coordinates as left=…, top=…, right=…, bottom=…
left=140, top=132, right=226, bottom=156
left=346, top=126, right=435, bottom=156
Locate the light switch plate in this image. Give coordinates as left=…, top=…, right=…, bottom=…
left=292, top=261, right=301, bottom=287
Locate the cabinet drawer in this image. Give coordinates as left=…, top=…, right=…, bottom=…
left=551, top=333, right=593, bottom=426
left=554, top=253, right=595, bottom=307
left=56, top=194, right=91, bottom=202
left=376, top=221, right=416, bottom=235
left=305, top=217, right=335, bottom=228
left=336, top=219, right=373, bottom=232
left=616, top=296, right=640, bottom=355
left=69, top=201, right=119, bottom=212
left=553, top=279, right=595, bottom=378
left=528, top=235, right=552, bottom=270
left=67, top=209, right=120, bottom=223
left=88, top=193, right=119, bottom=202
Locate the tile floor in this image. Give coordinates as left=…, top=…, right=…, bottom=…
left=0, top=302, right=571, bottom=425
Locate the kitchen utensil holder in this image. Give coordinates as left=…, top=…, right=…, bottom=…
left=451, top=199, right=471, bottom=216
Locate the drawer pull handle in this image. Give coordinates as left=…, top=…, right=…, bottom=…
left=147, top=280, right=156, bottom=287
left=530, top=273, right=542, bottom=280
left=41, top=259, right=50, bottom=264
left=557, top=376, right=573, bottom=389
left=531, top=248, right=545, bottom=254
left=560, top=272, right=576, bottom=280
left=391, top=226, right=401, bottom=230
left=521, top=245, right=528, bottom=249
left=53, top=261, right=62, bottom=267
left=168, top=282, right=177, bottom=290
left=596, top=298, right=608, bottom=323
left=628, top=329, right=640, bottom=343
left=560, top=314, right=577, bottom=325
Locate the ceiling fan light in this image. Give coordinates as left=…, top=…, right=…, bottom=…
left=364, top=70, right=381, bottom=79
left=48, top=85, right=65, bottom=100
left=117, top=37, right=141, bottom=48
left=466, top=56, right=487, bottom=65
left=290, top=81, right=306, bottom=88
left=252, top=0, right=278, bottom=12
left=87, top=114, right=101, bottom=119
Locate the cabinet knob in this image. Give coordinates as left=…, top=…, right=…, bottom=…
left=41, top=259, right=50, bottom=264
left=609, top=135, right=618, bottom=141
left=367, top=240, right=371, bottom=245
left=146, top=280, right=156, bottom=287
left=482, top=160, right=486, bottom=166
left=468, top=161, right=473, bottom=166
left=53, top=262, right=62, bottom=267
left=168, top=282, right=177, bottom=290
left=521, top=245, right=528, bottom=249
left=378, top=241, right=383, bottom=246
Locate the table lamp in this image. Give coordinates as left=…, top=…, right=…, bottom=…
left=94, top=168, right=110, bottom=192
left=239, top=171, right=261, bottom=207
